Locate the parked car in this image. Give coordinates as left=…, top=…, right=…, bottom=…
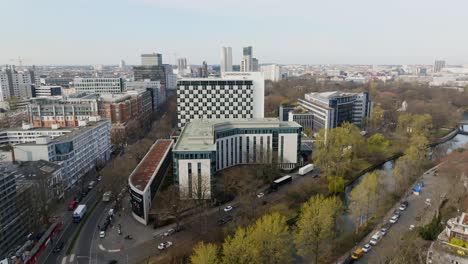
left=53, top=242, right=64, bottom=253
left=362, top=244, right=372, bottom=253
left=351, top=248, right=363, bottom=260
left=163, top=228, right=175, bottom=237
left=100, top=230, right=106, bottom=238
left=158, top=241, right=173, bottom=250
left=399, top=203, right=407, bottom=211
left=108, top=260, right=117, bottom=264
left=224, top=205, right=233, bottom=212
left=257, top=192, right=265, bottom=198
left=380, top=227, right=388, bottom=236
left=389, top=215, right=399, bottom=224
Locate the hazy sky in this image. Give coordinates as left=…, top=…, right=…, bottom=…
left=1, top=0, right=467, bottom=65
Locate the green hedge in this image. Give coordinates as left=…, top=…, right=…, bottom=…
left=450, top=237, right=468, bottom=249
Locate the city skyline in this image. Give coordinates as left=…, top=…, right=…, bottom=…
left=1, top=0, right=468, bottom=65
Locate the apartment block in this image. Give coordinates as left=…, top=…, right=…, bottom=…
left=73, top=77, right=125, bottom=94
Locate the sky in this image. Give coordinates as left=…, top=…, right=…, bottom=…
left=1, top=0, right=468, bottom=66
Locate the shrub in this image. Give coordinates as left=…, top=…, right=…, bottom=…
left=450, top=237, right=465, bottom=247
left=419, top=214, right=444, bottom=241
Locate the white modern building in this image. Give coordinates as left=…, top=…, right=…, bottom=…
left=2, top=118, right=111, bottom=188
left=128, top=139, right=173, bottom=225
left=176, top=72, right=264, bottom=128
left=260, top=64, right=282, bottom=82
left=173, top=118, right=302, bottom=199
left=433, top=60, right=446, bottom=73
left=220, top=47, right=233, bottom=74
left=298, top=91, right=372, bottom=132
left=73, top=78, right=125, bottom=94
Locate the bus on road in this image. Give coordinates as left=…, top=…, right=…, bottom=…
left=270, top=175, right=293, bottom=191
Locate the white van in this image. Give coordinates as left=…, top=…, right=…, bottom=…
left=369, top=231, right=382, bottom=245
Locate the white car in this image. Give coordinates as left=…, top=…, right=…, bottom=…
left=158, top=241, right=173, bottom=250
left=380, top=227, right=388, bottom=236
left=362, top=244, right=372, bottom=253
left=99, top=231, right=105, bottom=238
left=399, top=204, right=407, bottom=211
left=257, top=193, right=265, bottom=198
left=224, top=205, right=233, bottom=212
left=163, top=228, right=175, bottom=237
left=389, top=215, right=399, bottom=224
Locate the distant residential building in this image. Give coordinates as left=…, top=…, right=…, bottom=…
left=141, top=53, right=162, bottom=66
left=9, top=118, right=111, bottom=188
left=125, top=80, right=162, bottom=110
left=241, top=46, right=253, bottom=72
left=73, top=77, right=125, bottom=94
left=177, top=72, right=264, bottom=128
left=261, top=64, right=282, bottom=82
left=128, top=139, right=173, bottom=225
left=133, top=65, right=167, bottom=100
left=163, top=64, right=176, bottom=93
left=434, top=60, right=446, bottom=73
left=99, top=90, right=152, bottom=143
left=201, top=61, right=208, bottom=78
left=34, top=86, right=62, bottom=98
left=298, top=91, right=372, bottom=131
left=177, top=58, right=187, bottom=72
left=252, top=58, right=259, bottom=72
left=220, top=47, right=233, bottom=73
left=27, top=97, right=100, bottom=128
left=0, top=65, right=35, bottom=101
left=39, top=77, right=72, bottom=88
left=173, top=119, right=302, bottom=199
left=119, top=60, right=126, bottom=69
left=288, top=109, right=314, bottom=131
left=445, top=212, right=468, bottom=241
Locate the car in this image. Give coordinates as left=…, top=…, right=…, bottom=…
left=108, top=260, right=118, bottom=264
left=217, top=219, right=227, bottom=226
left=362, top=244, right=372, bottom=253
left=257, top=192, right=265, bottom=198
left=409, top=224, right=415, bottom=230
left=53, top=242, right=64, bottom=253
left=343, top=256, right=356, bottom=264
left=100, top=230, right=106, bottom=238
left=163, top=228, right=175, bottom=237
left=97, top=176, right=102, bottom=182
left=158, top=241, right=173, bottom=250
left=389, top=215, right=399, bottom=224
left=351, top=248, right=363, bottom=260
left=224, top=205, right=233, bottom=212
left=399, top=203, right=407, bottom=211
left=393, top=209, right=401, bottom=216
left=380, top=227, right=388, bottom=236
left=402, top=201, right=409, bottom=207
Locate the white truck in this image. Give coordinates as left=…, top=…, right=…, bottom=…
left=298, top=164, right=314, bottom=176
left=72, top=204, right=87, bottom=223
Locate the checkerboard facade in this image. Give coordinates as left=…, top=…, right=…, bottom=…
left=177, top=80, right=254, bottom=128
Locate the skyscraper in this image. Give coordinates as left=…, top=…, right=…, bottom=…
left=241, top=46, right=253, bottom=72
left=177, top=58, right=187, bottom=72
left=220, top=47, right=232, bottom=73
left=433, top=60, right=446, bottom=73
left=141, top=53, right=163, bottom=66
left=201, top=61, right=208, bottom=78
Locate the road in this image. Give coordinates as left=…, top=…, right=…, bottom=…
left=348, top=165, right=450, bottom=263
left=39, top=173, right=101, bottom=264
left=72, top=171, right=317, bottom=264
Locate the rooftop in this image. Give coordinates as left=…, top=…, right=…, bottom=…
left=174, top=118, right=301, bottom=152
left=11, top=160, right=61, bottom=182
left=7, top=119, right=110, bottom=145
left=129, top=139, right=173, bottom=192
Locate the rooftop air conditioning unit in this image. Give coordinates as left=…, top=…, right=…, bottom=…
left=22, top=124, right=34, bottom=130
left=78, top=120, right=87, bottom=127
left=51, top=124, right=60, bottom=130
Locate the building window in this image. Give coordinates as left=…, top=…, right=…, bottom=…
left=260, top=136, right=264, bottom=163
left=197, top=162, right=202, bottom=198
left=253, top=136, right=257, bottom=163
left=231, top=138, right=234, bottom=166
left=188, top=163, right=192, bottom=198
left=221, top=140, right=224, bottom=168
left=246, top=137, right=250, bottom=163
left=280, top=136, right=284, bottom=163
left=234, top=137, right=238, bottom=164
left=239, top=137, right=243, bottom=163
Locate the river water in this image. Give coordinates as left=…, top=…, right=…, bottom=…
left=342, top=126, right=468, bottom=232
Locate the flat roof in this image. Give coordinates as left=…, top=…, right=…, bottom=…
left=174, top=118, right=301, bottom=152
left=129, top=139, right=173, bottom=192
left=8, top=119, right=110, bottom=145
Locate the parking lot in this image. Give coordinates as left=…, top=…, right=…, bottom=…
left=350, top=165, right=451, bottom=263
